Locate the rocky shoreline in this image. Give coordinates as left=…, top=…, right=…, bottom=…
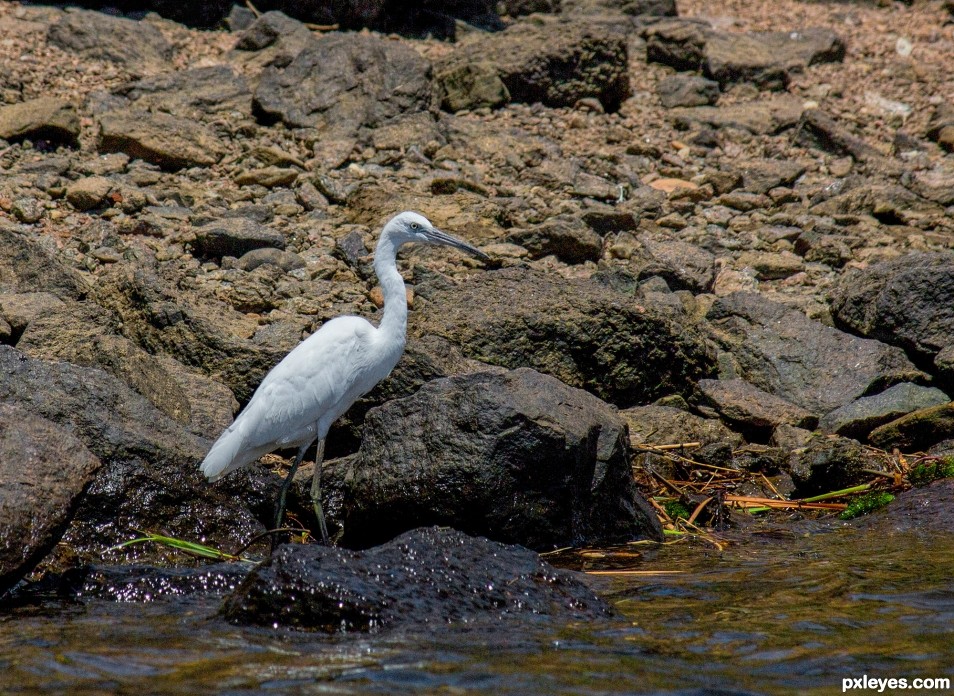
left=0, top=0, right=952, bottom=622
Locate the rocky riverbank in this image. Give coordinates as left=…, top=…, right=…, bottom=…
left=0, top=0, right=952, bottom=610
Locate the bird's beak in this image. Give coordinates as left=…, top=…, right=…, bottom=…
left=426, top=227, right=490, bottom=261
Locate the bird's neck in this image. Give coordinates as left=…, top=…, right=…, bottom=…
left=373, top=234, right=408, bottom=344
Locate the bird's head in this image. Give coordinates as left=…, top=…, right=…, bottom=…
left=384, top=211, right=488, bottom=260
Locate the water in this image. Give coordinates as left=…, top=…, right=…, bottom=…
left=1, top=526, right=951, bottom=695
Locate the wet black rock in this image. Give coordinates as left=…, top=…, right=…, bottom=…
left=222, top=527, right=614, bottom=631
left=413, top=267, right=715, bottom=407
left=706, top=292, right=925, bottom=417
left=853, top=479, right=954, bottom=535
left=60, top=562, right=251, bottom=602
left=253, top=33, right=433, bottom=135
left=0, top=404, right=101, bottom=596
left=340, top=368, right=662, bottom=550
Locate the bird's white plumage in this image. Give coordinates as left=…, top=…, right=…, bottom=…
left=198, top=211, right=486, bottom=491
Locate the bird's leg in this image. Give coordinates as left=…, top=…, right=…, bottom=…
left=273, top=444, right=307, bottom=534
left=310, top=439, right=330, bottom=544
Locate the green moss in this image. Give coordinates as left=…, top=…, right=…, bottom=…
left=664, top=500, right=691, bottom=520
left=908, top=457, right=954, bottom=487
left=839, top=492, right=895, bottom=520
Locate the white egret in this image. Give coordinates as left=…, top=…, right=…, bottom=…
left=200, top=211, right=487, bottom=544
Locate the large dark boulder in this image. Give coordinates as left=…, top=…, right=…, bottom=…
left=830, top=252, right=954, bottom=385
left=412, top=267, right=715, bottom=407
left=0, top=346, right=264, bottom=555
left=253, top=33, right=433, bottom=135
left=0, top=404, right=101, bottom=595
left=706, top=292, right=925, bottom=416
left=222, top=527, right=613, bottom=631
left=340, top=369, right=662, bottom=550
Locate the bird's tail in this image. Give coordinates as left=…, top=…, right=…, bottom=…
left=200, top=426, right=248, bottom=482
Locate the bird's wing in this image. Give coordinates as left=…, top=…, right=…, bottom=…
left=236, top=316, right=377, bottom=451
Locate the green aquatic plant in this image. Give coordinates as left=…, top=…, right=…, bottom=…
left=907, top=457, right=954, bottom=487
left=107, top=531, right=257, bottom=563
left=839, top=492, right=895, bottom=520
left=663, top=500, right=691, bottom=520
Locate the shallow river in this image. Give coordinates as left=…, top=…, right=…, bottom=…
left=1, top=525, right=951, bottom=695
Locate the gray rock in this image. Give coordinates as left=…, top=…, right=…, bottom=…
left=671, top=94, right=804, bottom=135
left=65, top=175, right=113, bottom=211
left=793, top=109, right=883, bottom=161
left=121, top=65, right=253, bottom=120
left=253, top=33, right=432, bottom=135
left=645, top=20, right=707, bottom=71
left=230, top=10, right=316, bottom=69
left=634, top=236, right=716, bottom=293
left=830, top=252, right=954, bottom=370
left=412, top=267, right=715, bottom=407
left=93, top=264, right=288, bottom=404
left=0, top=403, right=101, bottom=595
left=222, top=528, right=613, bottom=631
left=738, top=158, right=806, bottom=194
left=868, top=403, right=954, bottom=453
left=0, top=97, right=80, bottom=147
left=437, top=19, right=630, bottom=112
left=0, top=346, right=263, bottom=554
left=435, top=61, right=510, bottom=112
left=47, top=10, right=173, bottom=75
left=505, top=217, right=603, bottom=264
left=99, top=110, right=227, bottom=170
left=705, top=28, right=845, bottom=89
left=192, top=217, right=287, bottom=259
left=341, top=369, right=663, bottom=549
left=707, top=292, right=926, bottom=416
left=16, top=301, right=192, bottom=427
left=788, top=435, right=870, bottom=495
left=819, top=383, right=950, bottom=441
left=0, top=224, right=86, bottom=300
left=695, top=378, right=818, bottom=433
left=657, top=74, right=719, bottom=108
left=236, top=247, right=306, bottom=273
left=622, top=403, right=743, bottom=449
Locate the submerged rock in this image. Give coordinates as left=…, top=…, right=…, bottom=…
left=341, top=368, right=662, bottom=550
left=0, top=404, right=101, bottom=596
left=222, top=527, right=613, bottom=631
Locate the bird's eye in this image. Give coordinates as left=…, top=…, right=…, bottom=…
left=410, top=223, right=420, bottom=230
